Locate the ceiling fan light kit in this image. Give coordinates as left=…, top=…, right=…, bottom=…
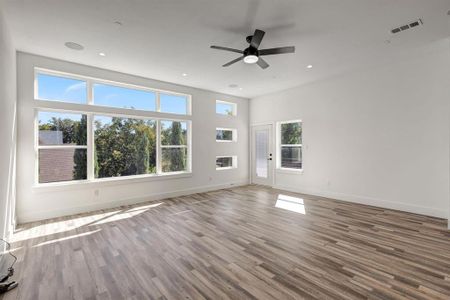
left=210, top=29, right=295, bottom=69
left=243, top=55, right=258, bottom=64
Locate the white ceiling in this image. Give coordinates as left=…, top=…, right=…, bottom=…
left=2, top=0, right=450, bottom=98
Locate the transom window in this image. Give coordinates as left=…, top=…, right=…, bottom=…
left=37, top=73, right=87, bottom=104
left=93, top=83, right=157, bottom=111
left=35, top=69, right=192, bottom=184
left=36, top=71, right=191, bottom=115
left=278, top=121, right=302, bottom=170
left=216, top=100, right=236, bottom=116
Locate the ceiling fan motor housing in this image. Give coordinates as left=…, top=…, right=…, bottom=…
left=244, top=46, right=258, bottom=58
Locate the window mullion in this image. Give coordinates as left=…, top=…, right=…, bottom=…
left=187, top=121, right=192, bottom=172
left=156, top=91, right=161, bottom=112
left=87, top=80, right=94, bottom=180
left=156, top=119, right=162, bottom=175
left=87, top=79, right=93, bottom=105
left=160, top=145, right=187, bottom=148
left=37, top=145, right=88, bottom=150
left=87, top=113, right=94, bottom=180
left=34, top=109, right=39, bottom=185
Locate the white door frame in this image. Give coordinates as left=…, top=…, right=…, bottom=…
left=250, top=123, right=274, bottom=186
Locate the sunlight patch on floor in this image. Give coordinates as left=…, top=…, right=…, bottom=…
left=12, top=211, right=119, bottom=242
left=89, top=202, right=164, bottom=225
left=32, top=228, right=102, bottom=248
left=13, top=202, right=164, bottom=242
left=275, top=194, right=306, bottom=214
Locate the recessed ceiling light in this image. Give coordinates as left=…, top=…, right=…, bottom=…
left=99, top=52, right=106, bottom=57
left=239, top=87, right=243, bottom=91
left=65, top=42, right=84, bottom=51
left=182, top=73, right=188, bottom=77
left=306, top=65, right=313, bottom=69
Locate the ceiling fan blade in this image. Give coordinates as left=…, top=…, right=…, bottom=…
left=256, top=57, right=269, bottom=69
left=250, top=29, right=265, bottom=48
left=210, top=45, right=243, bottom=54
left=223, top=56, right=243, bottom=67
left=259, top=46, right=295, bottom=56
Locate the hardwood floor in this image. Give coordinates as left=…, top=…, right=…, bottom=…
left=2, top=185, right=450, bottom=300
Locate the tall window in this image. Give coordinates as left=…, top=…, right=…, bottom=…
left=35, top=70, right=191, bottom=184
left=160, top=120, right=188, bottom=172
left=279, top=121, right=302, bottom=170
left=38, top=111, right=87, bottom=183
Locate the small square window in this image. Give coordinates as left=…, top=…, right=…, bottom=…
left=216, top=156, right=237, bottom=170
left=216, top=128, right=236, bottom=142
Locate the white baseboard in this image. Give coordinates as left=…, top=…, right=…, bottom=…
left=19, top=180, right=249, bottom=223
left=273, top=184, right=447, bottom=219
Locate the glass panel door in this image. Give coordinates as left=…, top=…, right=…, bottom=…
left=255, top=130, right=268, bottom=178
left=252, top=124, right=273, bottom=186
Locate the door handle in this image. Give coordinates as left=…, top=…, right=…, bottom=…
left=267, top=158, right=272, bottom=160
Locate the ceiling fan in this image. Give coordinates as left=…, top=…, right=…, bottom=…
left=210, top=29, right=295, bottom=69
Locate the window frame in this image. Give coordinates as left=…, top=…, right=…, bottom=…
left=35, top=68, right=192, bottom=115
left=35, top=110, right=88, bottom=184
left=215, top=127, right=237, bottom=142
left=215, top=156, right=237, bottom=170
left=215, top=100, right=237, bottom=116
left=159, top=120, right=190, bottom=174
left=34, top=68, right=192, bottom=186
left=276, top=120, right=303, bottom=172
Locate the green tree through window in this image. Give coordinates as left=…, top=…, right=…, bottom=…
left=161, top=121, right=187, bottom=172
left=280, top=122, right=302, bottom=170
left=94, top=117, right=157, bottom=178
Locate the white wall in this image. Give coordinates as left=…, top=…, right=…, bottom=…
left=0, top=10, right=17, bottom=238
left=16, top=53, right=249, bottom=223
left=250, top=39, right=450, bottom=219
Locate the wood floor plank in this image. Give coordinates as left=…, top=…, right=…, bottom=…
left=1, top=185, right=449, bottom=300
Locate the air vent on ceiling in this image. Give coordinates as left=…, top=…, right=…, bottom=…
left=391, top=19, right=423, bottom=34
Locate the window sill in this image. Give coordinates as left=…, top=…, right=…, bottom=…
left=33, top=172, right=192, bottom=192
left=216, top=167, right=237, bottom=171
left=215, top=140, right=235, bottom=143
left=276, top=168, right=304, bottom=175
left=216, top=114, right=236, bottom=117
